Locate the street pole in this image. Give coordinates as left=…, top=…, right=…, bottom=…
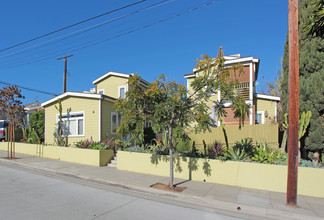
left=287, top=0, right=299, bottom=207
left=58, top=55, right=73, bottom=93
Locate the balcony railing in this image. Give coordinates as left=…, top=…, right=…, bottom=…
left=220, top=81, right=250, bottom=100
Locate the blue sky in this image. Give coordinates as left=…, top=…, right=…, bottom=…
left=0, top=0, right=288, bottom=104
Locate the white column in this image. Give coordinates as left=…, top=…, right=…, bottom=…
left=249, top=63, right=253, bottom=125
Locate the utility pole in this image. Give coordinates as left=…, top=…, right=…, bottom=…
left=287, top=0, right=299, bottom=207
left=58, top=54, right=73, bottom=93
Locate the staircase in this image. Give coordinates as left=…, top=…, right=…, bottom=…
left=107, top=155, right=117, bottom=168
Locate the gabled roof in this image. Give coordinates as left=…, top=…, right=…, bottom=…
left=255, top=93, right=281, bottom=101
left=92, top=71, right=149, bottom=86
left=41, top=92, right=115, bottom=107
left=24, top=102, right=43, bottom=111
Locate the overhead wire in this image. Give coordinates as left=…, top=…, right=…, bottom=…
left=0, top=80, right=58, bottom=96
left=0, top=0, right=148, bottom=53
left=0, top=0, right=173, bottom=61
left=0, top=0, right=219, bottom=70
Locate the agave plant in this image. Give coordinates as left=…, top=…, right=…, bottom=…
left=233, top=138, right=255, bottom=156
left=224, top=146, right=249, bottom=161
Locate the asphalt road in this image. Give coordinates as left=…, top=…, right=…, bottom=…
left=0, top=164, right=245, bottom=220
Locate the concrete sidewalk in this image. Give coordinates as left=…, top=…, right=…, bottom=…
left=0, top=151, right=323, bottom=220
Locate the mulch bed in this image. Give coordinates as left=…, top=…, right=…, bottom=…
left=150, top=183, right=187, bottom=192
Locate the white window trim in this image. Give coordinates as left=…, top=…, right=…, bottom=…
left=98, top=89, right=104, bottom=94
left=118, top=85, right=127, bottom=99
left=111, top=112, right=118, bottom=134
left=56, top=111, right=85, bottom=137
left=145, top=120, right=153, bottom=128
left=44, top=108, right=47, bottom=144
left=256, top=111, right=265, bottom=124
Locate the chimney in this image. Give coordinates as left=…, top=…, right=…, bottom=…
left=217, top=46, right=224, bottom=57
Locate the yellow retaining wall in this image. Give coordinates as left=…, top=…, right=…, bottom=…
left=0, top=142, right=114, bottom=167
left=117, top=151, right=324, bottom=198
left=188, top=124, right=279, bottom=149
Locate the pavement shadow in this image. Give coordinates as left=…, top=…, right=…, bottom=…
left=150, top=154, right=212, bottom=180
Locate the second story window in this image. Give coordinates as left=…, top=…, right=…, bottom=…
left=118, top=86, right=126, bottom=99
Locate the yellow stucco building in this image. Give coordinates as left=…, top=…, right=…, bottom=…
left=41, top=71, right=148, bottom=146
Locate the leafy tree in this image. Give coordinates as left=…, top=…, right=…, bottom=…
left=0, top=85, right=24, bottom=158
left=304, top=0, right=324, bottom=37
left=115, top=55, right=246, bottom=187
left=282, top=0, right=324, bottom=155
left=114, top=74, right=146, bottom=145
left=29, top=110, right=45, bottom=142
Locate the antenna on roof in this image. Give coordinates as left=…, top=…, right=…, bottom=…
left=217, top=46, right=224, bottom=57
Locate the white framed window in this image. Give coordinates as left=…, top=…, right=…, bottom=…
left=111, top=112, right=122, bottom=134
left=255, top=111, right=264, bottom=124
left=57, top=112, right=84, bottom=137
left=118, top=86, right=127, bottom=99
left=209, top=103, right=218, bottom=127
left=98, top=89, right=104, bottom=95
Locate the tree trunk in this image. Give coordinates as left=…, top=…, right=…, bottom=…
left=10, top=122, right=13, bottom=158
left=7, top=125, right=9, bottom=158
left=12, top=122, right=16, bottom=158
left=168, top=126, right=174, bottom=187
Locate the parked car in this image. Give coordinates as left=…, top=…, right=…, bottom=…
left=0, top=120, right=8, bottom=141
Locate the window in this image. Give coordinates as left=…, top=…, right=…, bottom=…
left=255, top=111, right=264, bottom=124
left=145, top=120, right=153, bottom=128
left=98, top=89, right=104, bottom=95
left=57, top=112, right=84, bottom=137
left=209, top=103, right=218, bottom=127
left=111, top=112, right=121, bottom=134
left=0, top=121, right=8, bottom=128
left=118, top=86, right=126, bottom=99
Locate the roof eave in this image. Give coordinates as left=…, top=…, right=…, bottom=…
left=41, top=92, right=115, bottom=107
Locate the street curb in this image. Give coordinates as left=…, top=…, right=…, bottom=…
left=0, top=157, right=321, bottom=220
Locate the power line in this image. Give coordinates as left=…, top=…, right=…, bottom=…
left=0, top=80, right=58, bottom=96
left=0, top=0, right=173, bottom=61
left=0, top=0, right=219, bottom=70
left=0, top=0, right=147, bottom=53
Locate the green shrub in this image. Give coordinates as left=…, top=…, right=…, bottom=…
left=252, top=141, right=287, bottom=164
left=176, top=139, right=191, bottom=152
left=75, top=139, right=113, bottom=150
left=29, top=110, right=45, bottom=142
left=224, top=147, right=249, bottom=161
left=233, top=138, right=255, bottom=156
left=28, top=130, right=41, bottom=144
